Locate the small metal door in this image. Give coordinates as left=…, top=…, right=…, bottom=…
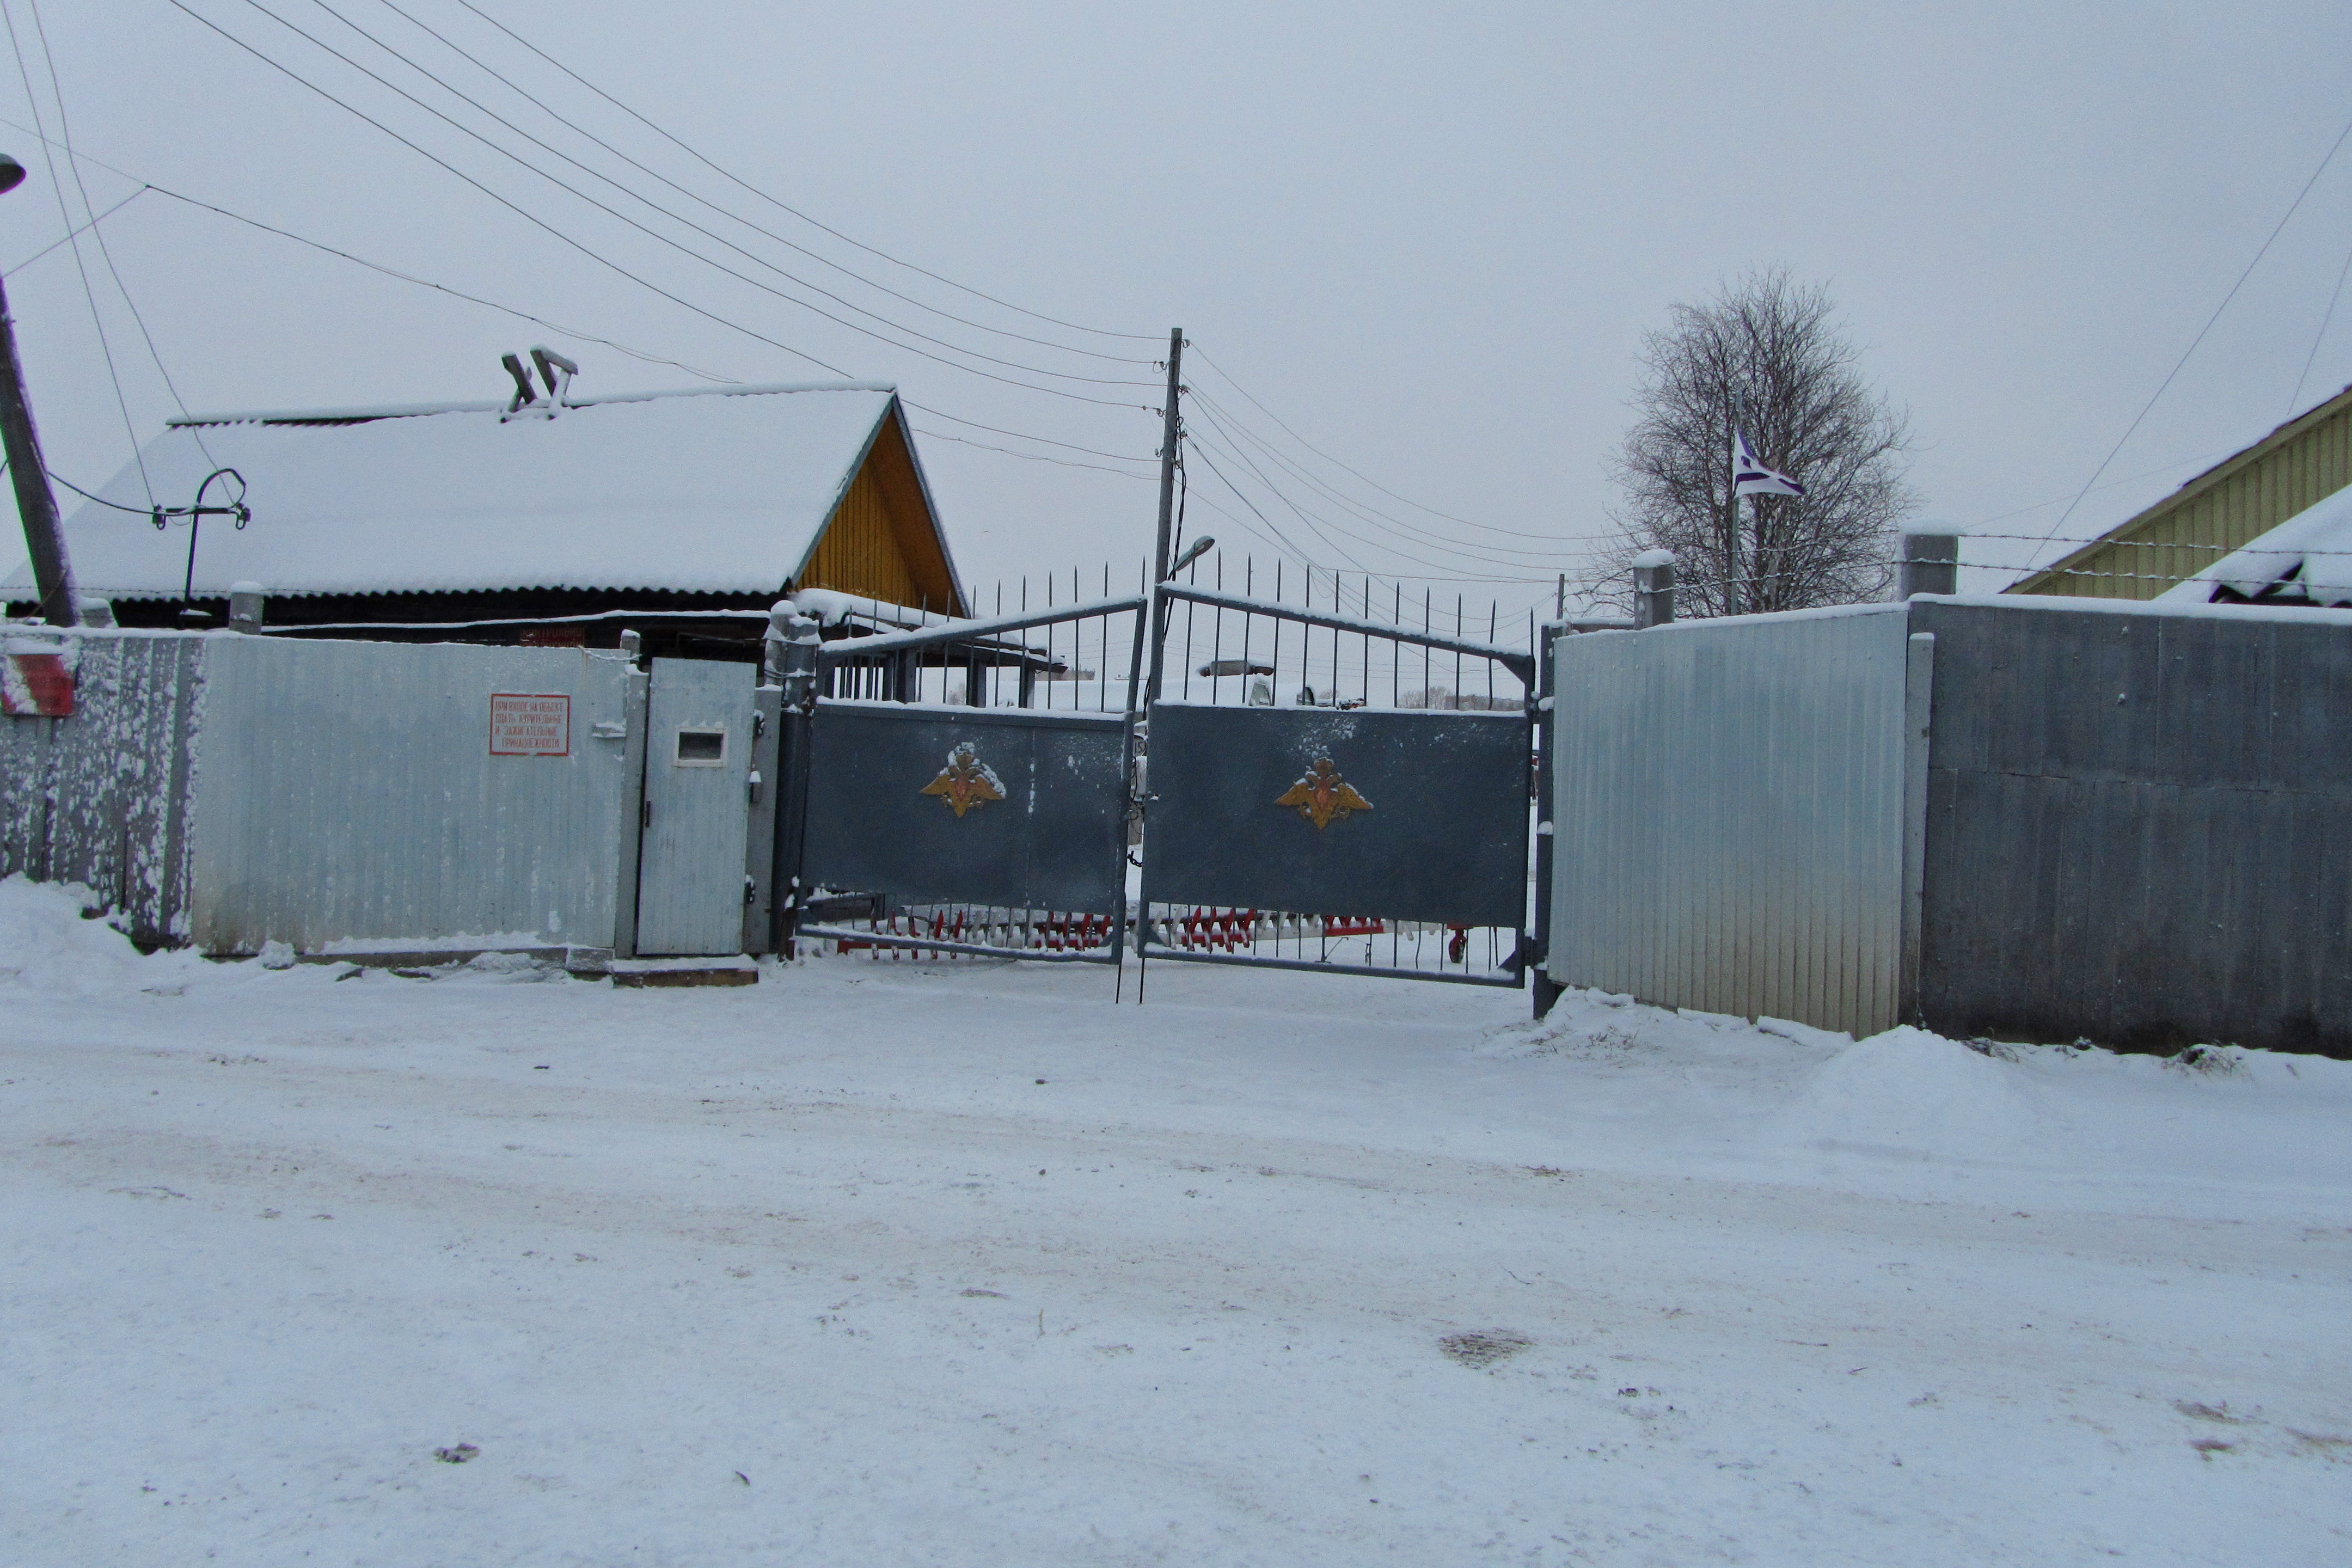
left=634, top=657, right=757, bottom=955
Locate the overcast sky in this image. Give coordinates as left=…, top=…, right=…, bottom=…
left=4, top=1, right=2350, bottom=620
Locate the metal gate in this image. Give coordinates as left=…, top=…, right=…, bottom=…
left=634, top=656, right=759, bottom=955
left=1136, top=583, right=1537, bottom=987
left=768, top=577, right=1541, bottom=993
left=780, top=596, right=1147, bottom=964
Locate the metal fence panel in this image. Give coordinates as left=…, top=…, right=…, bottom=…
left=1144, top=703, right=1528, bottom=928
left=0, top=631, right=204, bottom=945
left=800, top=700, right=1129, bottom=912
left=1548, top=606, right=1913, bottom=1037
left=1911, top=598, right=2352, bottom=1055
left=188, top=636, right=633, bottom=954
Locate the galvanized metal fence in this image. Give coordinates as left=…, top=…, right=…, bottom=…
left=0, top=630, right=203, bottom=946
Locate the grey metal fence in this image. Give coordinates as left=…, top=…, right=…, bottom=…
left=1548, top=595, right=2352, bottom=1056
left=3, top=628, right=638, bottom=956
left=0, top=631, right=204, bottom=946
left=1548, top=604, right=1924, bottom=1036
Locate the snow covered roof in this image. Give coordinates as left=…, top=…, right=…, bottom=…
left=2, top=381, right=951, bottom=601
left=2151, top=483, right=2352, bottom=608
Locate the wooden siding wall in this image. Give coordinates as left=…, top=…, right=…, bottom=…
left=795, top=414, right=964, bottom=614
left=2018, top=385, right=2352, bottom=601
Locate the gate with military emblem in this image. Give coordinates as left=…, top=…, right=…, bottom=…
left=1134, top=584, right=1536, bottom=988
left=774, top=576, right=1543, bottom=993
left=781, top=595, right=1147, bottom=966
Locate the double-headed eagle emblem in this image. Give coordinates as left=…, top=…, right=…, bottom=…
left=1276, top=756, right=1372, bottom=830
left=920, top=742, right=1006, bottom=818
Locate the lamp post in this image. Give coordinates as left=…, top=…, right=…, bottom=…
left=0, top=153, right=77, bottom=627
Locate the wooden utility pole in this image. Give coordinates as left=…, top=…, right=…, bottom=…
left=1144, top=327, right=1183, bottom=703
left=0, top=270, right=75, bottom=626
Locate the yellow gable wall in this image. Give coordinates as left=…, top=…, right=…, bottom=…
left=2013, top=383, right=2352, bottom=600
left=794, top=412, right=965, bottom=614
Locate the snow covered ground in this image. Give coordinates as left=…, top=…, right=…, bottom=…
left=3, top=877, right=2347, bottom=1565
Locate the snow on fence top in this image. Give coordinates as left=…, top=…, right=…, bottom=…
left=1, top=382, right=908, bottom=601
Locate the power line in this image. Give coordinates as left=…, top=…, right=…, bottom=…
left=24, top=0, right=219, bottom=469
left=2285, top=228, right=2352, bottom=419
left=1187, top=341, right=1573, bottom=542
left=2030, top=105, right=2352, bottom=564
left=355, top=0, right=1155, bottom=367
left=296, top=0, right=1154, bottom=385
left=0, top=113, right=1155, bottom=469
left=2, top=183, right=140, bottom=275
left=1190, top=406, right=1573, bottom=579
left=206, top=0, right=1149, bottom=405
left=449, top=0, right=1161, bottom=346
left=1189, top=386, right=1605, bottom=564
left=1, top=0, right=151, bottom=504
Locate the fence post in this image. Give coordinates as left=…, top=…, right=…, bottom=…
left=228, top=581, right=265, bottom=634
left=1632, top=550, right=1676, bottom=629
left=1900, top=532, right=1958, bottom=598
left=1531, top=617, right=1563, bottom=1020
left=769, top=611, right=822, bottom=955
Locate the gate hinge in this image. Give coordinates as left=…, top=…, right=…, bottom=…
left=744, top=875, right=757, bottom=906
left=641, top=798, right=652, bottom=829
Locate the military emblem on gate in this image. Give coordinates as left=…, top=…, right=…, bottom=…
left=920, top=742, right=1006, bottom=818
left=1275, top=756, right=1373, bottom=830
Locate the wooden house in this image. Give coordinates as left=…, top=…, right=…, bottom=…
left=3, top=375, right=968, bottom=659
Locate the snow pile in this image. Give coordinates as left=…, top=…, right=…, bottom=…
left=1770, top=1024, right=2049, bottom=1162
left=0, top=875, right=204, bottom=996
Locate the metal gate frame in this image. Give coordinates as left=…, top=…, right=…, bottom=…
left=773, top=595, right=1149, bottom=965
left=1136, top=582, right=1540, bottom=990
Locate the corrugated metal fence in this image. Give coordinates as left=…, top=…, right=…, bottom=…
left=1548, top=604, right=1926, bottom=1037
left=1549, top=595, right=2352, bottom=1056
left=0, top=632, right=204, bottom=945
left=190, top=636, right=634, bottom=954
left=2, top=629, right=634, bottom=954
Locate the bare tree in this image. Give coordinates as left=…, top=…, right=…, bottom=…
left=1595, top=267, right=1916, bottom=617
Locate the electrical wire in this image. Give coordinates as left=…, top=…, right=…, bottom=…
left=449, top=0, right=1160, bottom=346
left=1189, top=386, right=1607, bottom=562
left=160, top=0, right=1166, bottom=475
left=1, top=0, right=151, bottom=504
left=2, top=183, right=140, bottom=275
left=354, top=0, right=1155, bottom=367
left=291, top=0, right=1155, bottom=387
left=1187, top=341, right=1574, bottom=542
left=209, top=0, right=1150, bottom=404
left=1190, top=407, right=1570, bottom=579
left=24, top=0, right=219, bottom=469
left=2029, top=105, right=2352, bottom=563
left=0, top=113, right=1155, bottom=469
left=2285, top=226, right=2352, bottom=419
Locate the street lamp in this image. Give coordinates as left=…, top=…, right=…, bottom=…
left=0, top=151, right=79, bottom=627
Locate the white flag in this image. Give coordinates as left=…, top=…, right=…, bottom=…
left=1731, top=430, right=1805, bottom=498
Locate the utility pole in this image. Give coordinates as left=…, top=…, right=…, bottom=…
left=1144, top=326, right=1183, bottom=703
left=0, top=156, right=76, bottom=628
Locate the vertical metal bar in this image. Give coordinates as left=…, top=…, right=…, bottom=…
left=1900, top=629, right=1936, bottom=1024
left=1532, top=619, right=1561, bottom=1018
left=610, top=663, right=651, bottom=958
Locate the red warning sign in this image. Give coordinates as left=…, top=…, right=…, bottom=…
left=489, top=692, right=570, bottom=756
left=1, top=644, right=74, bottom=717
